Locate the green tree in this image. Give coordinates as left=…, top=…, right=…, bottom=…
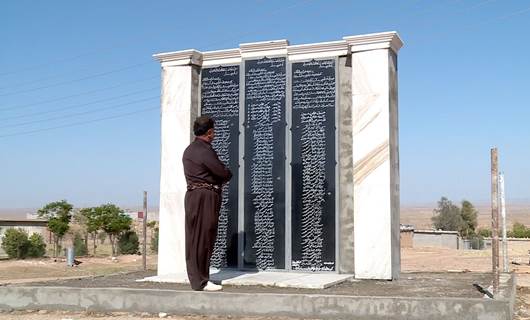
left=460, top=200, right=478, bottom=238
left=79, top=207, right=102, bottom=256
left=150, top=226, right=159, bottom=253
left=1, top=228, right=30, bottom=259
left=146, top=221, right=157, bottom=237
left=98, top=231, right=107, bottom=244
left=37, top=200, right=73, bottom=258
left=118, top=230, right=140, bottom=255
left=510, top=222, right=530, bottom=238
left=477, top=227, right=492, bottom=238
left=73, top=233, right=88, bottom=256
left=431, top=197, right=464, bottom=232
left=28, top=233, right=47, bottom=258
left=73, top=209, right=89, bottom=249
left=96, top=204, right=132, bottom=256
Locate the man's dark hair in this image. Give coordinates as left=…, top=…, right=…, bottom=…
left=193, top=116, right=214, bottom=136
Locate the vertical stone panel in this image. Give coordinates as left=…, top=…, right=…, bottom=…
left=338, top=56, right=355, bottom=274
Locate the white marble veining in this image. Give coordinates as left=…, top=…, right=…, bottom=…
left=351, top=49, right=399, bottom=280
left=158, top=66, right=194, bottom=276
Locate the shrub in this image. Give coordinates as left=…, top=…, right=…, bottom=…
left=510, top=222, right=530, bottom=238
left=27, top=233, right=47, bottom=258
left=73, top=233, right=88, bottom=256
left=1, top=228, right=30, bottom=259
left=118, top=230, right=139, bottom=255
left=477, top=228, right=492, bottom=238
left=150, top=227, right=159, bottom=253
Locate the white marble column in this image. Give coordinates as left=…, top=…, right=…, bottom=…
left=154, top=50, right=202, bottom=276
left=344, top=32, right=403, bottom=279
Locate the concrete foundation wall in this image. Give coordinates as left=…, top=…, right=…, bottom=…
left=0, top=283, right=515, bottom=320
left=413, top=231, right=459, bottom=249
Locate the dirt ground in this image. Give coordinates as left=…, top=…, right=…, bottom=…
left=0, top=255, right=157, bottom=285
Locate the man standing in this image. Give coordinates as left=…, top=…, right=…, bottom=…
left=182, top=116, right=232, bottom=291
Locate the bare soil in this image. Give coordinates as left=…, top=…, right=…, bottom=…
left=0, top=255, right=157, bottom=284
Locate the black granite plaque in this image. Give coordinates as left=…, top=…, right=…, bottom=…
left=291, top=59, right=336, bottom=271
left=244, top=57, right=286, bottom=269
left=201, top=65, right=240, bottom=268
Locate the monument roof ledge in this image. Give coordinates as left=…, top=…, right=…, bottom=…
left=287, top=40, right=348, bottom=55
left=240, top=39, right=289, bottom=55
left=202, top=48, right=241, bottom=61
left=152, top=49, right=203, bottom=66
left=343, top=31, right=403, bottom=53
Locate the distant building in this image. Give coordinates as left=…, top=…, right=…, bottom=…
left=413, top=229, right=460, bottom=249
left=0, top=219, right=49, bottom=258
left=400, top=224, right=460, bottom=250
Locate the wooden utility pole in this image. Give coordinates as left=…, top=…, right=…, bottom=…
left=143, top=191, right=148, bottom=271
left=499, top=172, right=508, bottom=273
left=491, top=148, right=500, bottom=293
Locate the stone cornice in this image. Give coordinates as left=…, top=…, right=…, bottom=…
left=152, top=32, right=404, bottom=65
left=343, top=31, right=403, bottom=53
left=240, top=39, right=289, bottom=57
left=202, top=48, right=241, bottom=62
left=153, top=49, right=203, bottom=66
left=287, top=40, right=348, bottom=56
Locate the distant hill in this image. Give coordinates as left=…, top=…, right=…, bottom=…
left=401, top=202, right=530, bottom=230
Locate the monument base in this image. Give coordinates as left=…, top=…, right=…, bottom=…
left=0, top=272, right=515, bottom=320
left=140, top=269, right=353, bottom=289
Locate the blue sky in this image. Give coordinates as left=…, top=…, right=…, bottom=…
left=1, top=0, right=529, bottom=209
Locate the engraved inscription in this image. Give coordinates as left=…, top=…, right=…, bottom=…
left=201, top=65, right=240, bottom=268
left=291, top=59, right=336, bottom=271
left=244, top=57, right=286, bottom=270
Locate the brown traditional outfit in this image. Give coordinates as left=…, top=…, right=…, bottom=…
left=182, top=137, right=232, bottom=290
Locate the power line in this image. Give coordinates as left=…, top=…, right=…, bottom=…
left=0, top=0, right=313, bottom=78
left=0, top=86, right=159, bottom=121
left=201, top=0, right=318, bottom=50
left=0, top=96, right=158, bottom=129
left=413, top=3, right=530, bottom=43
left=0, top=62, right=144, bottom=91
left=0, top=75, right=159, bottom=112
left=0, top=106, right=159, bottom=139
left=477, top=4, right=530, bottom=24
left=0, top=0, right=316, bottom=102
left=0, top=0, right=319, bottom=139
left=0, top=61, right=151, bottom=97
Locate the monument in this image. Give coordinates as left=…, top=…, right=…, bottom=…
left=155, top=31, right=402, bottom=280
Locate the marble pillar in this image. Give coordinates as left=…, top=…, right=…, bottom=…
left=337, top=56, right=355, bottom=274
left=345, top=33, right=402, bottom=279
left=156, top=51, right=201, bottom=276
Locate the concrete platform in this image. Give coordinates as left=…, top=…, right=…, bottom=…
left=0, top=272, right=517, bottom=320
left=139, top=269, right=354, bottom=289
